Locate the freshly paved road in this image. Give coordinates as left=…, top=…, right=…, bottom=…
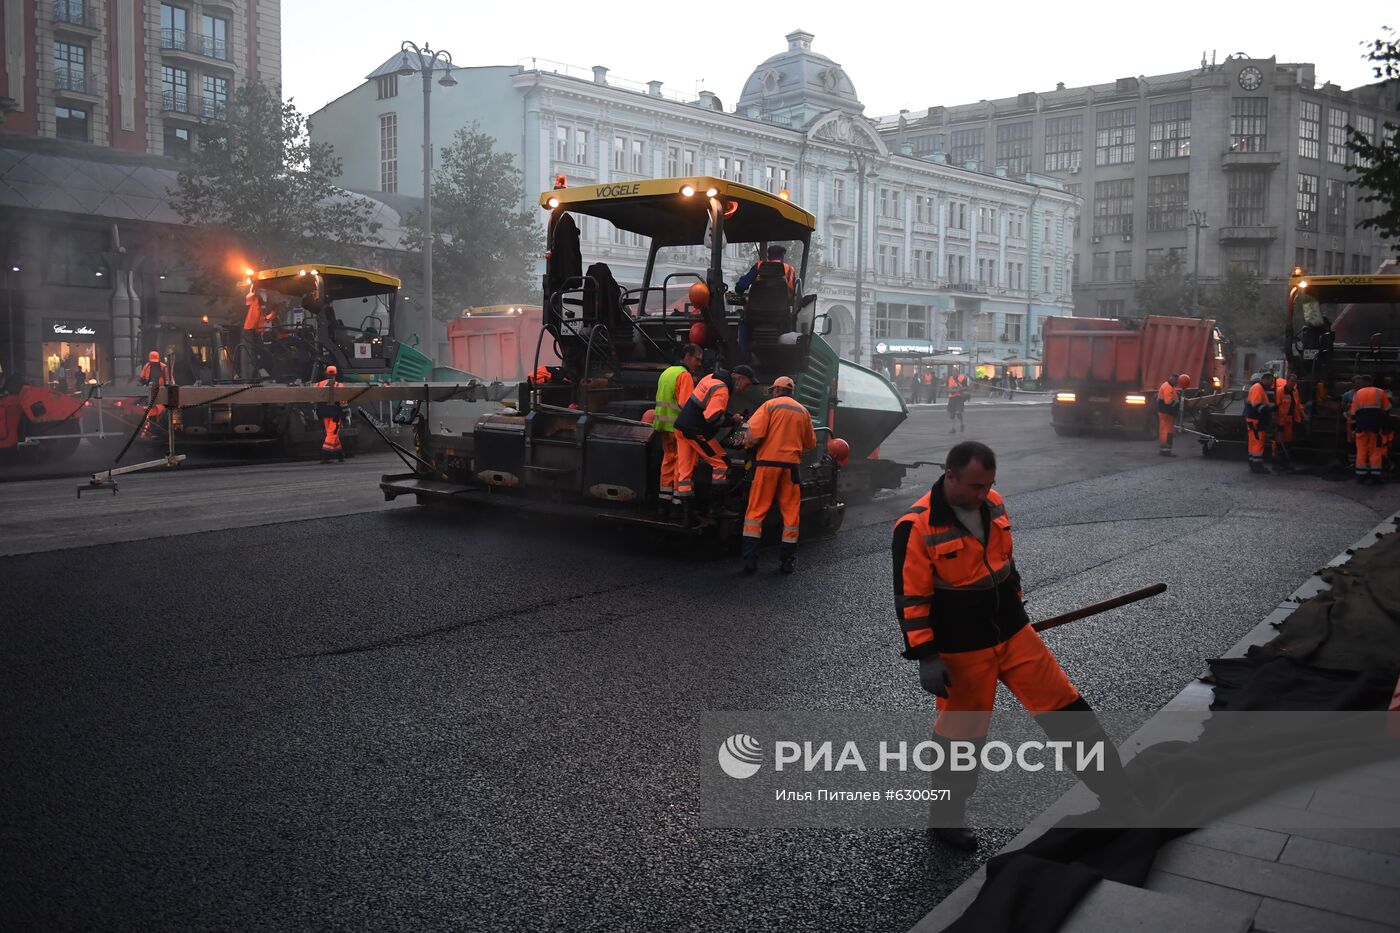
left=4, top=405, right=1397, bottom=932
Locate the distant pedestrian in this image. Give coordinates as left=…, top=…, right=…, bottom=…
left=315, top=364, right=347, bottom=463
left=946, top=367, right=968, bottom=434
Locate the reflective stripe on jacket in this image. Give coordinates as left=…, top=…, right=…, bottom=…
left=1351, top=385, right=1392, bottom=433
left=748, top=396, right=816, bottom=465
left=674, top=373, right=730, bottom=440
left=891, top=479, right=1028, bottom=659
left=946, top=375, right=968, bottom=398
left=1244, top=382, right=1274, bottom=423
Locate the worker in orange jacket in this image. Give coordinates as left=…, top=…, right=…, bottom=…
left=946, top=367, right=969, bottom=434
left=893, top=441, right=1135, bottom=850
left=673, top=364, right=754, bottom=508
left=741, top=375, right=817, bottom=575
left=138, top=350, right=170, bottom=439
left=1273, top=373, right=1304, bottom=465
left=1350, top=376, right=1393, bottom=484
left=1156, top=373, right=1190, bottom=456
left=315, top=365, right=347, bottom=463
left=1244, top=373, right=1276, bottom=475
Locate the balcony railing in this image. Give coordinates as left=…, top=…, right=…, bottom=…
left=197, top=34, right=228, bottom=61
left=199, top=96, right=227, bottom=119
left=161, top=89, right=189, bottom=113
left=161, top=27, right=188, bottom=50
left=54, top=67, right=88, bottom=93
left=53, top=0, right=88, bottom=26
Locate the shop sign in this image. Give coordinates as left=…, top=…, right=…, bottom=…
left=874, top=340, right=934, bottom=355
left=44, top=319, right=103, bottom=338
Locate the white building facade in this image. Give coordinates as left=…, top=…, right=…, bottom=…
left=311, top=31, right=1078, bottom=369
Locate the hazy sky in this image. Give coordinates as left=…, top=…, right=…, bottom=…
left=284, top=1, right=1393, bottom=117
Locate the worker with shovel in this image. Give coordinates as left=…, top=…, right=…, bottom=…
left=892, top=441, right=1141, bottom=850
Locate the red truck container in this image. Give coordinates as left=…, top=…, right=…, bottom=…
left=1043, top=315, right=1228, bottom=435
left=446, top=305, right=558, bottom=383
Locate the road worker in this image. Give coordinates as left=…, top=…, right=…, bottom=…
left=1350, top=375, right=1392, bottom=484
left=1156, top=373, right=1189, bottom=456
left=892, top=441, right=1135, bottom=850
left=1272, top=372, right=1304, bottom=467
left=138, top=350, right=170, bottom=439
left=740, top=375, right=816, bottom=575
left=946, top=367, right=969, bottom=434
left=1244, top=372, right=1276, bottom=475
left=735, top=244, right=797, bottom=297
left=653, top=343, right=703, bottom=508
left=314, top=364, right=346, bottom=463
left=674, top=364, right=754, bottom=514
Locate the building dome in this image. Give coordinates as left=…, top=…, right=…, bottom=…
left=737, top=31, right=862, bottom=125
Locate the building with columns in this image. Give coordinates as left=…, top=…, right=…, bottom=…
left=311, top=31, right=1078, bottom=373
left=879, top=56, right=1398, bottom=318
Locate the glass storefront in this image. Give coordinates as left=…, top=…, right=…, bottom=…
left=42, top=319, right=107, bottom=392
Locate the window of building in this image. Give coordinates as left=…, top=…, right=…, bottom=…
left=557, top=127, right=571, bottom=163
left=1326, top=109, right=1349, bottom=165
left=1147, top=174, right=1189, bottom=231
left=1148, top=101, right=1191, bottom=160
left=379, top=113, right=398, bottom=193
left=1352, top=253, right=1369, bottom=274
left=978, top=205, right=997, bottom=235
left=1145, top=247, right=1186, bottom=272
left=54, top=41, right=86, bottom=93
left=1353, top=114, right=1375, bottom=168
left=1227, top=171, right=1268, bottom=227
left=160, top=4, right=187, bottom=50
left=1296, top=172, right=1319, bottom=230
left=1098, top=299, right=1125, bottom=317
left=161, top=65, right=189, bottom=112
left=874, top=303, right=929, bottom=340
left=877, top=244, right=889, bottom=275
left=946, top=253, right=967, bottom=283
left=977, top=312, right=996, bottom=341
left=1092, top=178, right=1134, bottom=236
left=1095, top=108, right=1136, bottom=166
left=977, top=257, right=997, bottom=285
left=1007, top=261, right=1024, bottom=290
left=914, top=248, right=935, bottom=281
left=1092, top=251, right=1110, bottom=281
left=995, top=121, right=1032, bottom=174
left=1223, top=246, right=1263, bottom=275
left=43, top=228, right=105, bottom=286
left=1114, top=251, right=1132, bottom=281
left=631, top=140, right=645, bottom=174
left=202, top=74, right=227, bottom=119
left=1230, top=98, right=1268, bottom=152
left=950, top=128, right=984, bottom=165
left=945, top=310, right=963, bottom=340
left=666, top=146, right=679, bottom=176
left=613, top=136, right=626, bottom=172
left=164, top=124, right=191, bottom=157
left=1044, top=115, right=1083, bottom=172
left=833, top=176, right=847, bottom=207
left=683, top=148, right=696, bottom=175
left=1298, top=100, right=1320, bottom=159
left=879, top=187, right=891, bottom=217
left=54, top=104, right=88, bottom=141
left=200, top=14, right=228, bottom=60
left=831, top=236, right=846, bottom=270
left=1007, top=315, right=1023, bottom=341
left=1325, top=178, right=1347, bottom=234
left=575, top=129, right=590, bottom=166
left=375, top=75, right=397, bottom=100
left=1010, top=213, right=1024, bottom=238
left=949, top=202, right=967, bottom=230
left=1065, top=182, right=1081, bottom=199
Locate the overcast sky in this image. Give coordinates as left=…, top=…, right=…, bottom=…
left=285, top=1, right=1393, bottom=117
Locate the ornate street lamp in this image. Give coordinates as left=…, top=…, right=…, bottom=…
left=842, top=148, right=878, bottom=364
left=1187, top=209, right=1210, bottom=317
left=396, top=41, right=457, bottom=357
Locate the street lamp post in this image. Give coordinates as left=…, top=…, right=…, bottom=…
left=842, top=149, right=878, bottom=364
left=1187, top=209, right=1209, bottom=317
left=396, top=41, right=457, bottom=359
left=4, top=263, right=17, bottom=380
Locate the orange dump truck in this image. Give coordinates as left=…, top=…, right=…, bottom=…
left=1044, top=314, right=1229, bottom=436
left=447, top=305, right=558, bottom=383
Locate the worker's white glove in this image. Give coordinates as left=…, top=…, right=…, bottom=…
left=919, top=657, right=952, bottom=699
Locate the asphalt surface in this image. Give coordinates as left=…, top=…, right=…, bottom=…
left=4, top=406, right=1399, bottom=932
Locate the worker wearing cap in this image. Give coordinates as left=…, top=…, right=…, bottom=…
left=138, top=350, right=171, bottom=439
left=893, top=441, right=1135, bottom=850
left=741, top=375, right=817, bottom=574
left=674, top=364, right=754, bottom=509
left=946, top=367, right=969, bottom=434
left=314, top=365, right=346, bottom=463
left=653, top=343, right=703, bottom=507
left=1350, top=375, right=1392, bottom=484
left=735, top=244, right=797, bottom=296
left=1156, top=373, right=1190, bottom=457
left=1244, top=372, right=1276, bottom=475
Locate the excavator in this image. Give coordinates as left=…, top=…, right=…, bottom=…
left=376, top=176, right=913, bottom=539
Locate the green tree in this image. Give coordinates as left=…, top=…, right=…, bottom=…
left=1346, top=27, right=1400, bottom=257
left=1202, top=265, right=1282, bottom=347
left=1134, top=251, right=1191, bottom=315
left=406, top=124, right=539, bottom=319
left=171, top=80, right=382, bottom=296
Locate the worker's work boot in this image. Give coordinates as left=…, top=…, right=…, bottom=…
left=1159, top=448, right=1176, bottom=457
left=1249, top=462, right=1269, bottom=475
left=927, top=825, right=978, bottom=851
left=780, top=556, right=796, bottom=575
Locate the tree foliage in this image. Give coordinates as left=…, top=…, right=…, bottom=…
left=1202, top=266, right=1282, bottom=348
left=1346, top=27, right=1400, bottom=257
left=406, top=124, right=539, bottom=319
left=171, top=80, right=381, bottom=297
left=1134, top=251, right=1191, bottom=316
